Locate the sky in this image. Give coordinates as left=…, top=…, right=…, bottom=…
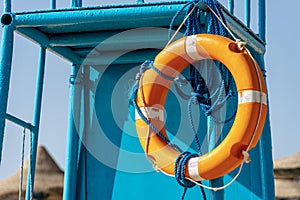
left=0, top=0, right=299, bottom=181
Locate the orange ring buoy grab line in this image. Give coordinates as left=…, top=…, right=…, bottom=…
left=134, top=34, right=267, bottom=181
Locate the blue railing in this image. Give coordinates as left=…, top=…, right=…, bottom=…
left=224, top=0, right=266, bottom=41
left=62, top=0, right=265, bottom=41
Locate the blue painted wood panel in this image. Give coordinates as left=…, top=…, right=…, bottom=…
left=74, top=56, right=274, bottom=199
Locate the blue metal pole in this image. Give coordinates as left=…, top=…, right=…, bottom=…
left=258, top=0, right=266, bottom=42
left=13, top=4, right=186, bottom=28
left=15, top=28, right=82, bottom=65
left=254, top=53, right=275, bottom=199
left=0, top=24, right=14, bottom=163
left=5, top=114, right=32, bottom=130
left=245, top=0, right=250, bottom=28
left=25, top=46, right=46, bottom=200
left=228, top=0, right=234, bottom=14
left=63, top=64, right=80, bottom=200
left=71, top=0, right=82, bottom=7
left=4, top=0, right=11, bottom=12
left=51, top=0, right=56, bottom=9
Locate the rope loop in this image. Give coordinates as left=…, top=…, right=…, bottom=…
left=174, top=152, right=198, bottom=188
left=174, top=152, right=206, bottom=200
left=131, top=61, right=184, bottom=151
left=149, top=62, right=174, bottom=81
left=136, top=60, right=151, bottom=81
left=168, top=0, right=237, bottom=123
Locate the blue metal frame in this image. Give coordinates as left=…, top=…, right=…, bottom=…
left=245, top=0, right=250, bottom=28
left=51, top=0, right=56, bottom=10
left=0, top=0, right=14, bottom=162
left=3, top=0, right=11, bottom=13
left=12, top=4, right=186, bottom=28
left=63, top=64, right=80, bottom=200
left=228, top=0, right=234, bottom=14
left=258, top=0, right=266, bottom=41
left=25, top=46, right=46, bottom=200
left=16, top=27, right=82, bottom=65
left=71, top=0, right=82, bottom=8
left=226, top=0, right=266, bottom=39
left=5, top=114, right=32, bottom=130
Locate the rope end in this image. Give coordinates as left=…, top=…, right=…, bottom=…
left=242, top=150, right=251, bottom=163
left=235, top=39, right=247, bottom=51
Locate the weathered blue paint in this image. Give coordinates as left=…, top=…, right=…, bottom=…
left=136, top=0, right=144, bottom=3
left=25, top=47, right=46, bottom=200
left=63, top=64, right=80, bottom=200
left=258, top=0, right=266, bottom=41
left=0, top=25, right=14, bottom=163
left=12, top=3, right=186, bottom=28
left=245, top=0, right=251, bottom=27
left=5, top=113, right=32, bottom=130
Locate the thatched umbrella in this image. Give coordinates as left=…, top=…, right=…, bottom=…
left=274, top=151, right=300, bottom=179
left=275, top=179, right=300, bottom=200
left=274, top=151, right=300, bottom=200
left=0, top=146, right=63, bottom=200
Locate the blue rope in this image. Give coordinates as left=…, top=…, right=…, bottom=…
left=132, top=1, right=235, bottom=197
left=149, top=61, right=175, bottom=81
left=170, top=0, right=236, bottom=123
left=130, top=61, right=206, bottom=199
left=174, top=152, right=197, bottom=186
left=188, top=95, right=202, bottom=153
left=132, top=89, right=171, bottom=145
left=169, top=1, right=235, bottom=199
left=168, top=1, right=195, bottom=40
left=130, top=62, right=171, bottom=145
left=130, top=61, right=182, bottom=152
left=174, top=152, right=207, bottom=200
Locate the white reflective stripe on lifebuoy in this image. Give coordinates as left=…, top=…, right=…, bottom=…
left=188, top=157, right=204, bottom=181
left=135, top=107, right=164, bottom=121
left=186, top=35, right=203, bottom=60
left=238, top=90, right=267, bottom=105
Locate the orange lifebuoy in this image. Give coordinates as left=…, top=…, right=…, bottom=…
left=135, top=34, right=267, bottom=181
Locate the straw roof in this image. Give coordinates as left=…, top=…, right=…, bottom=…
left=274, top=151, right=300, bottom=179
left=0, top=146, right=63, bottom=199
left=274, top=151, right=300, bottom=199
left=275, top=179, right=300, bottom=200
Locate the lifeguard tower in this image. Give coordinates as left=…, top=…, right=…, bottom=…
left=0, top=0, right=274, bottom=199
